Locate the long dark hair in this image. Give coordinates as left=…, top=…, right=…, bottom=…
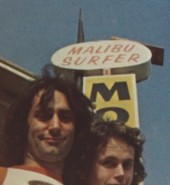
left=4, top=64, right=93, bottom=166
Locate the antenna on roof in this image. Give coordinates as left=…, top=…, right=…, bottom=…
left=77, top=8, right=85, bottom=43
left=75, top=9, right=85, bottom=88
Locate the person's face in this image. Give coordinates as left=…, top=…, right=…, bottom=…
left=27, top=90, right=75, bottom=163
left=90, top=136, right=134, bottom=185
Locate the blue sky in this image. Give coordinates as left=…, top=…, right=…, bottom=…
left=0, top=1, right=169, bottom=184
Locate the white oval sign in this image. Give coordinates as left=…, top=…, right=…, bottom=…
left=51, top=40, right=152, bottom=70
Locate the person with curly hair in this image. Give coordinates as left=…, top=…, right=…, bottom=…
left=64, top=115, right=146, bottom=185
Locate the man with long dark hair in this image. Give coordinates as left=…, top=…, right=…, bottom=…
left=0, top=64, right=93, bottom=184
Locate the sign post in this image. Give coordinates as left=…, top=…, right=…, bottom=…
left=52, top=39, right=152, bottom=127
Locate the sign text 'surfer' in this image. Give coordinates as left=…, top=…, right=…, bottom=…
left=52, top=40, right=152, bottom=70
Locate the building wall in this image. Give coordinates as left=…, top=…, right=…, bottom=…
left=0, top=58, right=34, bottom=165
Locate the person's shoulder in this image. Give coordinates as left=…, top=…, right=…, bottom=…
left=13, top=165, right=61, bottom=181
left=0, top=166, right=8, bottom=175
left=0, top=167, right=8, bottom=184
left=1, top=166, right=63, bottom=185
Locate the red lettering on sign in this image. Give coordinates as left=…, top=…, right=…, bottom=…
left=104, top=45, right=112, bottom=53
left=115, top=54, right=126, bottom=63
left=128, top=54, right=140, bottom=62
left=61, top=54, right=141, bottom=67
left=124, top=44, right=135, bottom=52
left=111, top=45, right=123, bottom=52
left=63, top=57, right=72, bottom=65
left=95, top=45, right=103, bottom=54
left=83, top=46, right=94, bottom=54
left=67, top=44, right=136, bottom=56
left=102, top=55, right=114, bottom=64
left=67, top=47, right=83, bottom=55
left=95, top=45, right=112, bottom=53
left=75, top=57, right=87, bottom=65
left=88, top=56, right=100, bottom=65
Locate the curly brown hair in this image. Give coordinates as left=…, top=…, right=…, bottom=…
left=63, top=116, right=146, bottom=185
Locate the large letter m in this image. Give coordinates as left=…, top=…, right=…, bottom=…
left=90, top=82, right=130, bottom=102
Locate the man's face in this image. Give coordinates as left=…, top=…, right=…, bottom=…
left=90, top=136, right=134, bottom=185
left=27, top=90, right=75, bottom=163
